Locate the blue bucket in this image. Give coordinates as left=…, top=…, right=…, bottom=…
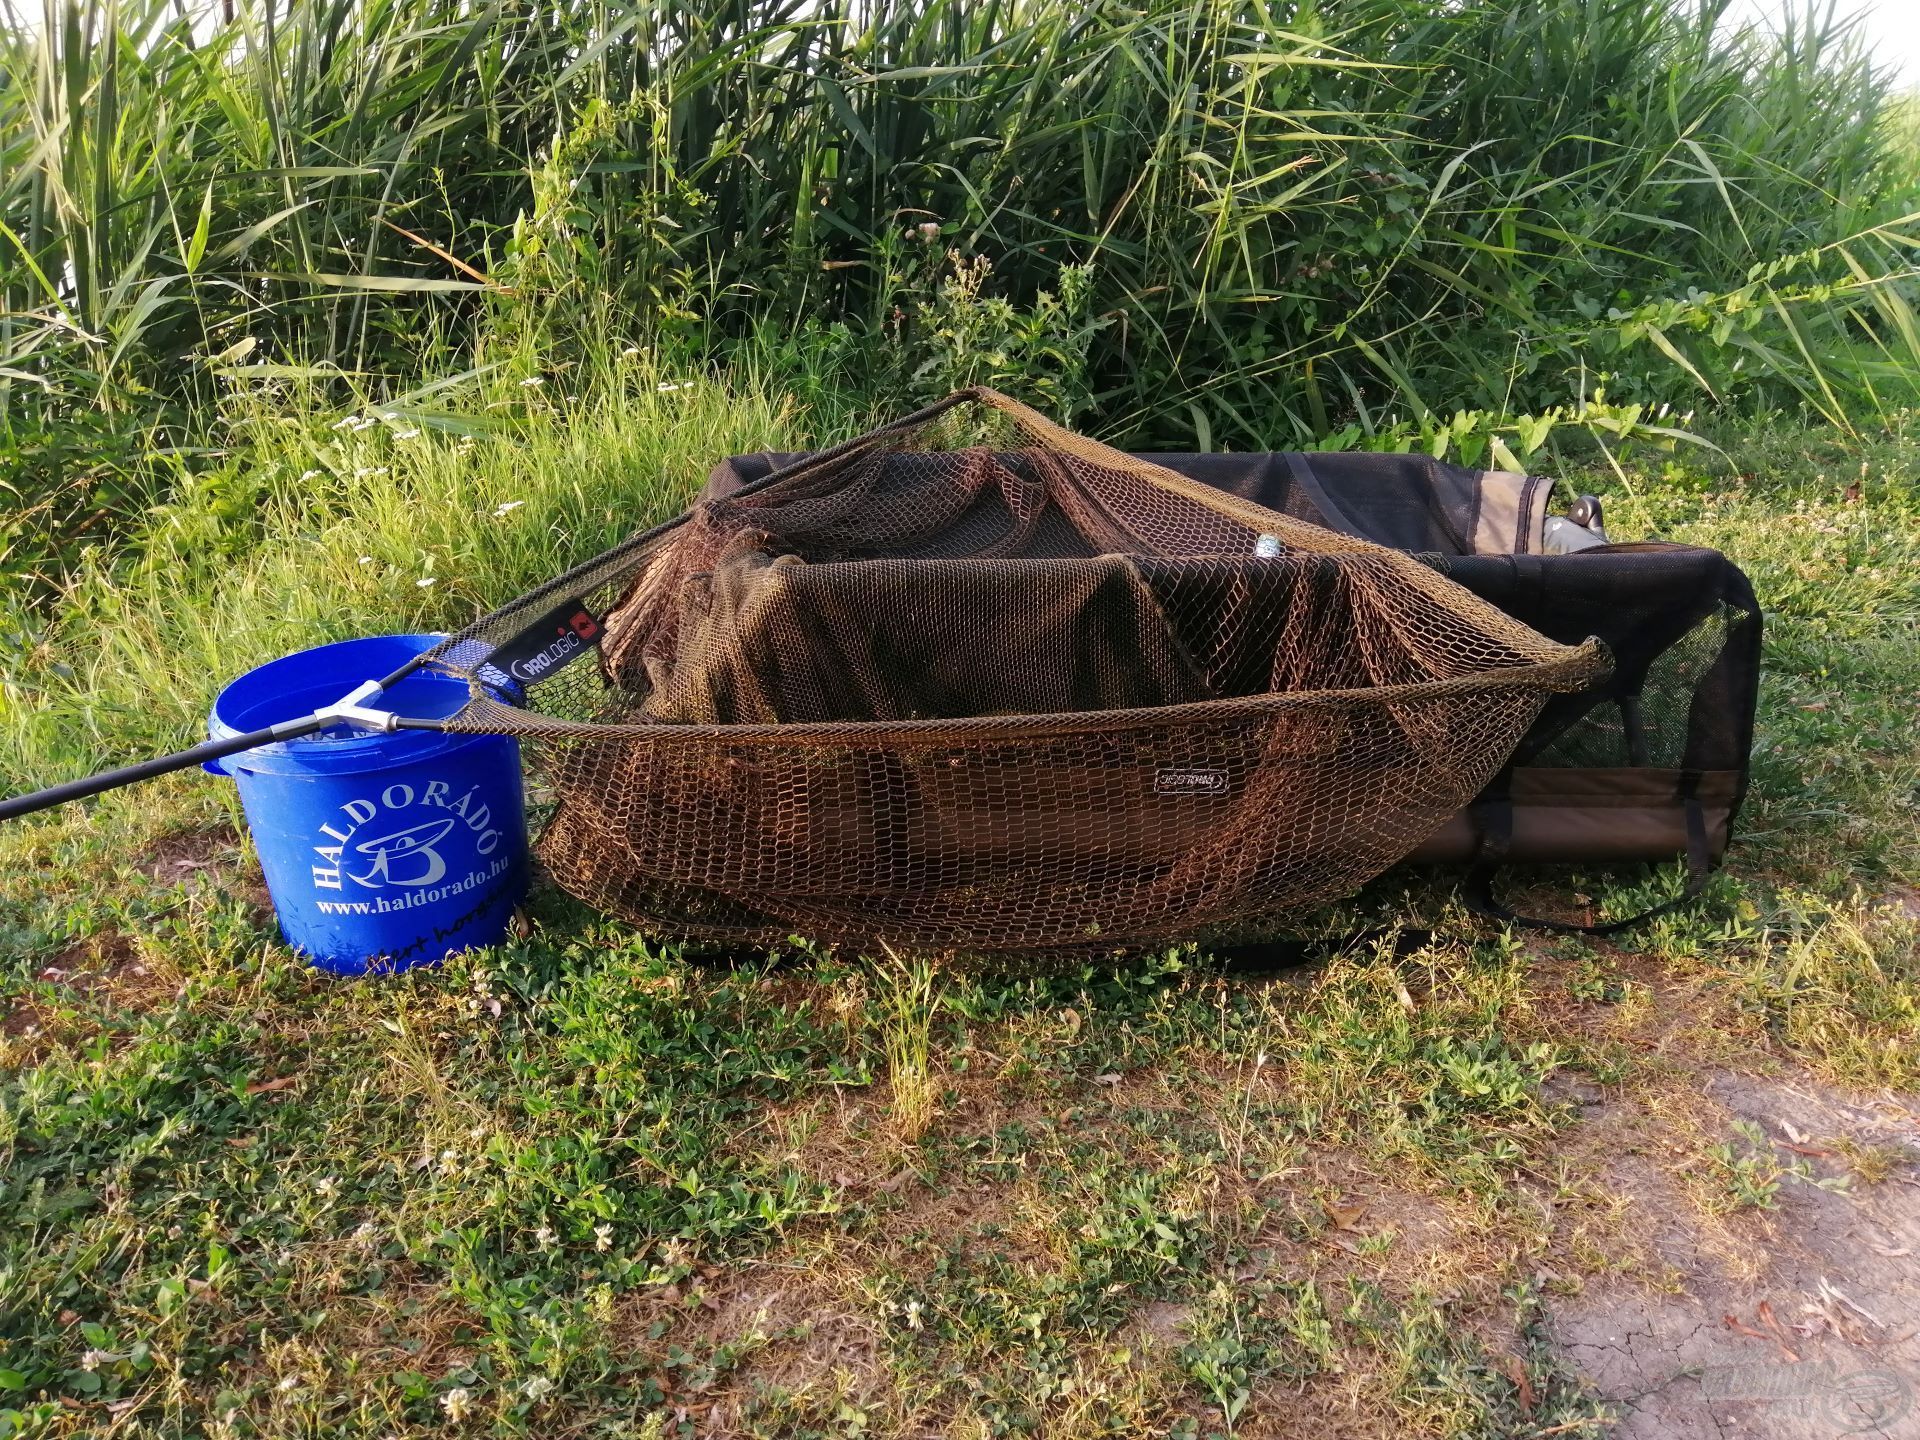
left=205, top=634, right=528, bottom=975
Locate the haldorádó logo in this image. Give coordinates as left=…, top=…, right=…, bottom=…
left=349, top=816, right=458, bottom=887
left=311, top=779, right=502, bottom=893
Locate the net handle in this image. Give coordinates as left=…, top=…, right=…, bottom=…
left=400, top=388, right=986, bottom=688
left=0, top=683, right=448, bottom=823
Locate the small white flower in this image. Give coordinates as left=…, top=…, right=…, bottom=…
left=903, top=1298, right=924, bottom=1331
left=358, top=556, right=374, bottom=566
left=533, top=1225, right=556, bottom=1249
left=394, top=428, right=421, bottom=440
left=655, top=381, right=688, bottom=393
left=417, top=577, right=437, bottom=588
left=440, top=1386, right=472, bottom=1422
left=329, top=416, right=357, bottom=431
left=593, top=1223, right=613, bottom=1252
left=492, top=500, right=525, bottom=518
left=380, top=411, right=399, bottom=421
left=521, top=1376, right=555, bottom=1403
left=277, top=1373, right=300, bottom=1393
left=353, top=1221, right=378, bottom=1243
left=351, top=466, right=388, bottom=479
left=80, top=1348, right=110, bottom=1372
left=350, top=415, right=377, bottom=432
left=518, top=375, right=544, bottom=388
left=622, top=346, right=641, bottom=358
left=315, top=1175, right=339, bottom=1197
left=299, top=469, right=322, bottom=482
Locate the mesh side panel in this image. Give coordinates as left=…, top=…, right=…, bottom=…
left=420, top=388, right=1609, bottom=955
left=1532, top=604, right=1736, bottom=770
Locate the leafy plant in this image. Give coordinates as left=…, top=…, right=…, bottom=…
left=6, top=0, right=1920, bottom=597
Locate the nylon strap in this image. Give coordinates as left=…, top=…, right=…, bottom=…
left=1461, top=769, right=1713, bottom=935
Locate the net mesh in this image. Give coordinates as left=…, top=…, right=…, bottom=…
left=422, top=389, right=1609, bottom=955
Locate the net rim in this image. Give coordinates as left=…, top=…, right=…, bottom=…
left=444, top=637, right=1608, bottom=747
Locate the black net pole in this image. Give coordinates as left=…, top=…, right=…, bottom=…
left=0, top=716, right=330, bottom=822
left=0, top=714, right=456, bottom=823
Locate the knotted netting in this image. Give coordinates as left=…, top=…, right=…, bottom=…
left=420, top=388, right=1609, bottom=955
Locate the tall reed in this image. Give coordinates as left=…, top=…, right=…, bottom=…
left=0, top=0, right=1915, bottom=567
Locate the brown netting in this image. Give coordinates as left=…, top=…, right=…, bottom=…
left=422, top=389, right=1609, bottom=955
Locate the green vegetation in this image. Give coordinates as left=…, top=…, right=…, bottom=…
left=2, top=0, right=1919, bottom=1433
left=4, top=0, right=1920, bottom=596
left=1, top=374, right=1915, bottom=1434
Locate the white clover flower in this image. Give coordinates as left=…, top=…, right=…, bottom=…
left=534, top=1225, right=556, bottom=1249
left=521, top=1376, right=555, bottom=1402
left=440, top=1386, right=471, bottom=1422
left=903, top=1298, right=924, bottom=1331
left=315, top=1175, right=339, bottom=1198
left=80, top=1349, right=110, bottom=1372
left=593, top=1223, right=613, bottom=1252
left=353, top=1221, right=378, bottom=1243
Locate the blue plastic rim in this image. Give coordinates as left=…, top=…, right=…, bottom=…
left=207, top=634, right=528, bottom=975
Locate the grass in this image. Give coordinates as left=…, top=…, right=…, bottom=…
left=0, top=370, right=1916, bottom=1436
left=2, top=0, right=1916, bottom=1430
left=0, top=359, right=794, bottom=785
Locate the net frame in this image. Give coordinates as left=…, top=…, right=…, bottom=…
left=415, top=388, right=1611, bottom=956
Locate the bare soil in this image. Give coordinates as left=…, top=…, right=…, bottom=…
left=1553, top=1072, right=1920, bottom=1439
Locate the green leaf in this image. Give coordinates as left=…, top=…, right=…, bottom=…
left=256, top=273, right=489, bottom=293
left=184, top=183, right=213, bottom=276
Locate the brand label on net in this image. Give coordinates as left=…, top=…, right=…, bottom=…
left=475, top=597, right=602, bottom=690
left=1154, top=767, right=1229, bottom=795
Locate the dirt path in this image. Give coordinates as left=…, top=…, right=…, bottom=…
left=1554, top=1073, right=1920, bottom=1438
